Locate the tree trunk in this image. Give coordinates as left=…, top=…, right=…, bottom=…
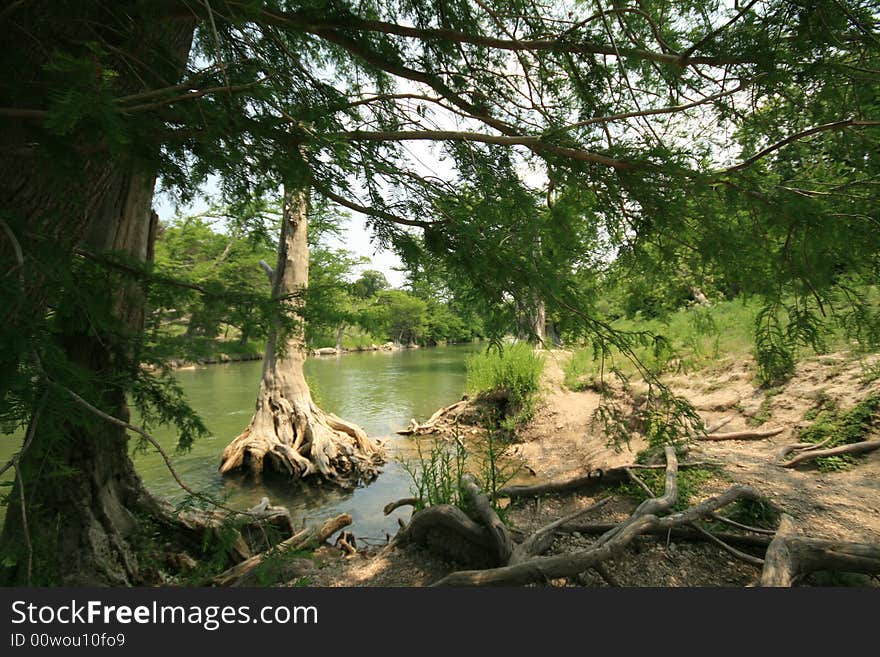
left=0, top=4, right=197, bottom=585
left=220, top=185, right=384, bottom=486
left=530, top=297, right=547, bottom=346
left=335, top=324, right=345, bottom=352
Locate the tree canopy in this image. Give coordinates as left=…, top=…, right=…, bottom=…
left=2, top=0, right=880, bottom=584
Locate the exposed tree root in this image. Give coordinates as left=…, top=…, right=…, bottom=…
left=141, top=494, right=296, bottom=564
left=779, top=438, right=880, bottom=468
left=212, top=513, right=352, bottom=586
left=705, top=416, right=734, bottom=433
left=559, top=522, right=773, bottom=549
left=494, top=460, right=716, bottom=499
left=386, top=444, right=880, bottom=587
left=761, top=514, right=880, bottom=586
left=699, top=427, right=785, bottom=441
left=777, top=435, right=836, bottom=459
left=220, top=393, right=384, bottom=487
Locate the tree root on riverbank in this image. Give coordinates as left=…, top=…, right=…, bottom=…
left=220, top=391, right=384, bottom=487
left=778, top=438, right=880, bottom=468
left=761, top=514, right=880, bottom=585
left=388, top=447, right=880, bottom=587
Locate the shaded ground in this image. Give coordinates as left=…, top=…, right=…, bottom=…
left=307, top=350, right=880, bottom=586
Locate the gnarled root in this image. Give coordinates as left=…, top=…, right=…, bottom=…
left=220, top=393, right=384, bottom=487
left=388, top=447, right=880, bottom=586
left=761, top=514, right=880, bottom=586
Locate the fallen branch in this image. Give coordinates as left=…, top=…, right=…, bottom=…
left=396, top=399, right=469, bottom=435
left=705, top=416, right=734, bottom=433
left=777, top=435, right=836, bottom=459
left=780, top=439, right=880, bottom=468
left=699, top=427, right=785, bottom=441
left=212, top=513, right=352, bottom=586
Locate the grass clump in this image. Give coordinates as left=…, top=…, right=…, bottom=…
left=721, top=497, right=781, bottom=530
left=796, top=393, right=880, bottom=471
left=616, top=464, right=719, bottom=512
left=466, top=342, right=544, bottom=427
left=400, top=428, right=520, bottom=516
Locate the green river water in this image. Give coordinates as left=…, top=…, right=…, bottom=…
left=1, top=344, right=481, bottom=541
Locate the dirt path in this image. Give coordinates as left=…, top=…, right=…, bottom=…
left=307, top=350, right=880, bottom=586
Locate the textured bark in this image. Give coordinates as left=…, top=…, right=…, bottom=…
left=761, top=514, right=880, bottom=586
left=0, top=4, right=197, bottom=585
left=220, top=185, right=384, bottom=486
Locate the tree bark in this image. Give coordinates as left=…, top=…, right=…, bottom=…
left=0, top=3, right=198, bottom=585
left=220, top=184, right=384, bottom=486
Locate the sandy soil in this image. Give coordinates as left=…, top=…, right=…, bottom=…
left=307, top=350, right=880, bottom=586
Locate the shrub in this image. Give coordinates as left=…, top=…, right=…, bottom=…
left=465, top=342, right=544, bottom=409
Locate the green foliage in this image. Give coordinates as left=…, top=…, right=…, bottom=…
left=466, top=343, right=544, bottom=415
left=794, top=394, right=880, bottom=471
left=400, top=427, right=519, bottom=516
left=721, top=498, right=781, bottom=530
left=401, top=435, right=468, bottom=510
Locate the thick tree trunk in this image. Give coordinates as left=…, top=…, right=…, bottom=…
left=530, top=296, right=547, bottom=345
left=0, top=4, right=197, bottom=585
left=335, top=325, right=345, bottom=352
left=220, top=185, right=384, bottom=486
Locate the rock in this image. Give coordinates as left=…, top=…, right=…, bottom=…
left=313, top=347, right=338, bottom=356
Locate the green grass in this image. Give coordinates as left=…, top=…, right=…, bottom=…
left=466, top=342, right=544, bottom=422
left=615, top=464, right=720, bottom=512
left=564, top=298, right=759, bottom=388
left=794, top=393, right=880, bottom=471
left=563, top=295, right=868, bottom=390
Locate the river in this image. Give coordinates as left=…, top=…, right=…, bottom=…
left=0, top=344, right=480, bottom=540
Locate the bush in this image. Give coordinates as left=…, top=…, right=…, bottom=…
left=466, top=342, right=544, bottom=409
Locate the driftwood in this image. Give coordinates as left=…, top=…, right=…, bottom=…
left=143, top=494, right=295, bottom=563
left=761, top=514, right=880, bottom=586
left=780, top=438, right=880, bottom=468
left=212, top=513, right=352, bottom=586
left=397, top=400, right=469, bottom=435
left=698, top=427, right=785, bottom=441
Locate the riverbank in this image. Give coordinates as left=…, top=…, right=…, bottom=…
left=305, top=349, right=880, bottom=586
left=163, top=339, right=482, bottom=369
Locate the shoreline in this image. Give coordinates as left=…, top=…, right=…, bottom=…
left=164, top=339, right=483, bottom=370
